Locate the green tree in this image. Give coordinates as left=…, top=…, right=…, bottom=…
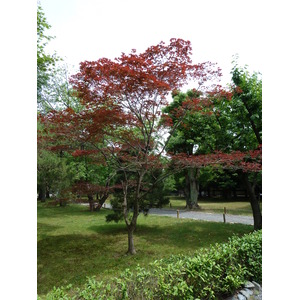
left=39, top=62, right=83, bottom=113
left=37, top=149, right=73, bottom=203
left=68, top=153, right=115, bottom=211
left=164, top=61, right=262, bottom=229
left=37, top=4, right=60, bottom=111
left=210, top=60, right=262, bottom=228
left=228, top=62, right=262, bottom=229
left=230, top=62, right=262, bottom=147
left=163, top=89, right=226, bottom=208
left=37, top=5, right=105, bottom=208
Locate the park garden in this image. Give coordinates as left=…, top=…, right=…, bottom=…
left=37, top=4, right=262, bottom=299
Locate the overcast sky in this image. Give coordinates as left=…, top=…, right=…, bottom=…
left=40, top=0, right=264, bottom=87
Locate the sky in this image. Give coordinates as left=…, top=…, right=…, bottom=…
left=40, top=0, right=264, bottom=87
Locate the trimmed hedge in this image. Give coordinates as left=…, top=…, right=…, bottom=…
left=40, top=230, right=262, bottom=300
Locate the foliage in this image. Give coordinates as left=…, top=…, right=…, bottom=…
left=171, top=147, right=262, bottom=175
left=37, top=4, right=60, bottom=108
left=41, top=230, right=261, bottom=299
left=106, top=169, right=172, bottom=223
left=162, top=84, right=260, bottom=208
left=164, top=73, right=262, bottom=172
left=162, top=89, right=224, bottom=207
left=40, top=62, right=83, bottom=113
left=37, top=149, right=74, bottom=199
left=230, top=58, right=262, bottom=148
left=162, top=59, right=262, bottom=213
left=37, top=5, right=81, bottom=113
left=163, top=65, right=262, bottom=227
left=162, top=174, right=177, bottom=193
left=37, top=119, right=78, bottom=200
left=164, top=89, right=225, bottom=155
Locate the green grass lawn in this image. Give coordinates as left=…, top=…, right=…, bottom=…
left=165, top=196, right=262, bottom=216
left=37, top=202, right=253, bottom=297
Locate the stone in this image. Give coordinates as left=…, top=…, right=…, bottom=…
left=252, top=281, right=262, bottom=291
left=240, top=288, right=253, bottom=298
left=244, top=281, right=255, bottom=289
left=222, top=281, right=262, bottom=300
left=237, top=293, right=247, bottom=300
left=223, top=294, right=238, bottom=300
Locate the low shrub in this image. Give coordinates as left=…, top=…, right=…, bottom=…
left=41, top=230, right=262, bottom=300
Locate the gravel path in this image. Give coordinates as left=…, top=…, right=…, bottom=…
left=148, top=208, right=253, bottom=226
left=98, top=203, right=253, bottom=226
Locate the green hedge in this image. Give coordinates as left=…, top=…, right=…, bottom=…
left=40, top=230, right=262, bottom=300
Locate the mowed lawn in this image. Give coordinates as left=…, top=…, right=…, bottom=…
left=37, top=202, right=253, bottom=296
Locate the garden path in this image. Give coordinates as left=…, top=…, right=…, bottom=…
left=148, top=208, right=254, bottom=226
left=99, top=203, right=254, bottom=226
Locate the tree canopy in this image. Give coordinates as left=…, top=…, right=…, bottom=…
left=163, top=61, right=262, bottom=228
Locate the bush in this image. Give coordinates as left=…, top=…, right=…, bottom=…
left=41, top=230, right=262, bottom=300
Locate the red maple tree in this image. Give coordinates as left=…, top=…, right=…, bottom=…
left=170, top=146, right=262, bottom=173
left=40, top=39, right=225, bottom=254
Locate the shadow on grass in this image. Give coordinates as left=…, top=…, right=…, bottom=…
left=89, top=219, right=253, bottom=250
left=89, top=223, right=127, bottom=235
left=38, top=233, right=116, bottom=295
left=137, top=222, right=252, bottom=248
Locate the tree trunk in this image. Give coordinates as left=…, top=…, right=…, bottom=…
left=242, top=100, right=262, bottom=145
left=59, top=199, right=66, bottom=207
left=184, top=171, right=190, bottom=202
left=185, top=168, right=199, bottom=209
left=124, top=199, right=138, bottom=255
left=242, top=173, right=262, bottom=230
left=88, top=194, right=94, bottom=212
left=99, top=195, right=108, bottom=208
left=121, top=178, right=138, bottom=255
left=93, top=194, right=109, bottom=211
left=127, top=224, right=136, bottom=255
left=38, top=186, right=46, bottom=202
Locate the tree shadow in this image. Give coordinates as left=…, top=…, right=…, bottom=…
left=37, top=233, right=117, bottom=295
left=88, top=223, right=127, bottom=235
left=88, top=220, right=252, bottom=250
left=136, top=221, right=252, bottom=249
